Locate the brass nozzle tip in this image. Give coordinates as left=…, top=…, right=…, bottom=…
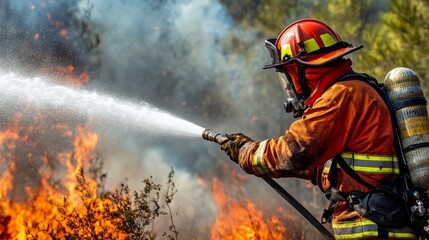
left=202, top=129, right=218, bottom=142
left=202, top=129, right=228, bottom=145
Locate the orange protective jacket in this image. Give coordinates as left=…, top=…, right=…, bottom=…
left=237, top=79, right=416, bottom=239
left=238, top=79, right=396, bottom=183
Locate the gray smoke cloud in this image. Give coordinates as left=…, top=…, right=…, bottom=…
left=86, top=1, right=265, bottom=235
left=83, top=1, right=312, bottom=237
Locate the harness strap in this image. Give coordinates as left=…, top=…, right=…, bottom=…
left=379, top=225, right=389, bottom=239
left=335, top=72, right=409, bottom=177
left=328, top=154, right=376, bottom=190
left=321, top=73, right=420, bottom=238
left=321, top=200, right=338, bottom=224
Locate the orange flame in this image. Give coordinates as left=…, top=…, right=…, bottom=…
left=38, top=64, right=91, bottom=87
left=210, top=177, right=288, bottom=240
left=0, top=113, right=105, bottom=239
left=0, top=2, right=129, bottom=237
left=53, top=65, right=90, bottom=87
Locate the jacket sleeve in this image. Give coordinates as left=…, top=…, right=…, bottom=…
left=237, top=89, right=354, bottom=178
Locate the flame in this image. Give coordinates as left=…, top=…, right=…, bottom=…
left=55, top=65, right=90, bottom=87
left=210, top=177, right=288, bottom=240
left=30, top=2, right=69, bottom=41
left=58, top=28, right=69, bottom=40
left=0, top=2, right=129, bottom=238
left=0, top=113, right=102, bottom=238
left=38, top=64, right=91, bottom=87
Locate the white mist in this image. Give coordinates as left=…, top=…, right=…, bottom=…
left=0, top=72, right=205, bottom=137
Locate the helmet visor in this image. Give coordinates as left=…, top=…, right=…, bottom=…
left=264, top=38, right=281, bottom=68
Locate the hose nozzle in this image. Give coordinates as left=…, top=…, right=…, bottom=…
left=202, top=129, right=228, bottom=145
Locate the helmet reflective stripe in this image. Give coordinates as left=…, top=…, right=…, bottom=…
left=303, top=37, right=320, bottom=54
left=339, top=152, right=400, bottom=174
left=280, top=34, right=339, bottom=62
left=320, top=33, right=337, bottom=47
left=332, top=219, right=416, bottom=239
left=281, top=43, right=292, bottom=61
left=252, top=140, right=270, bottom=175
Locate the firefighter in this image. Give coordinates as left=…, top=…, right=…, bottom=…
left=220, top=18, right=416, bottom=239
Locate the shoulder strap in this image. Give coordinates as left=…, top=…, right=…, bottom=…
left=336, top=72, right=386, bottom=100
left=327, top=73, right=380, bottom=191
left=337, top=73, right=412, bottom=183
left=329, top=154, right=375, bottom=190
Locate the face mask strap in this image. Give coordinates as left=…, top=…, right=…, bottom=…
left=297, top=64, right=312, bottom=99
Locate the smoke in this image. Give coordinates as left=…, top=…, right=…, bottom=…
left=84, top=0, right=302, bottom=236
left=85, top=1, right=252, bottom=235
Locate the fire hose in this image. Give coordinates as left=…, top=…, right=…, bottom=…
left=202, top=129, right=335, bottom=240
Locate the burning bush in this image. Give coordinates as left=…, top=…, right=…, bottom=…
left=43, top=167, right=178, bottom=239
left=0, top=112, right=178, bottom=239
left=0, top=165, right=178, bottom=240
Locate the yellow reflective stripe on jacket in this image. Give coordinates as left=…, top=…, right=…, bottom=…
left=341, top=152, right=398, bottom=162
left=252, top=140, right=269, bottom=175
left=339, top=152, right=399, bottom=174
left=333, top=219, right=416, bottom=239
left=335, top=232, right=416, bottom=240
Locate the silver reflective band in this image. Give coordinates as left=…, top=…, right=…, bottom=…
left=253, top=140, right=270, bottom=176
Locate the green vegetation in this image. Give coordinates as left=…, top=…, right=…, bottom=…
left=221, top=0, right=429, bottom=97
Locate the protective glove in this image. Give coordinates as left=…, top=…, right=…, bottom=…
left=220, top=133, right=253, bottom=163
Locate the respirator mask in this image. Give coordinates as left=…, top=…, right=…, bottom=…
left=264, top=38, right=306, bottom=118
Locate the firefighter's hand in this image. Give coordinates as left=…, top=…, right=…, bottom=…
left=220, top=133, right=253, bottom=163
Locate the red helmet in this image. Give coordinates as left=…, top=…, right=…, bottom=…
left=263, top=19, right=361, bottom=118
left=264, top=18, right=362, bottom=68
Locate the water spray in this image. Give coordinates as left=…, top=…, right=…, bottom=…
left=201, top=128, right=335, bottom=240
left=0, top=73, right=205, bottom=138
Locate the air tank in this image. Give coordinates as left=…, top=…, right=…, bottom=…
left=384, top=67, right=429, bottom=190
